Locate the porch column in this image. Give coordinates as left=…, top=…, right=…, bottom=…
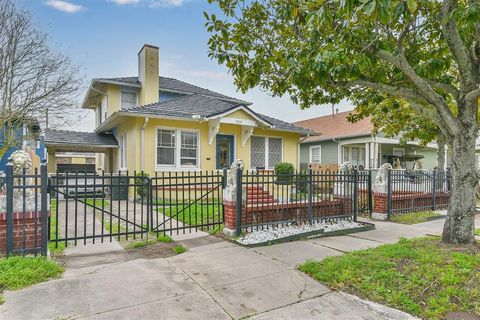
left=47, top=148, right=56, bottom=173
left=365, top=142, right=370, bottom=169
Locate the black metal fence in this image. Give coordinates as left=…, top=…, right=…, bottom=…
left=236, top=168, right=372, bottom=233
left=3, top=161, right=48, bottom=256
left=48, top=171, right=151, bottom=248
left=387, top=169, right=450, bottom=217
left=2, top=164, right=453, bottom=255
left=150, top=171, right=224, bottom=236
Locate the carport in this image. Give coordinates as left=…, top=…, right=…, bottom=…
left=44, top=130, right=118, bottom=173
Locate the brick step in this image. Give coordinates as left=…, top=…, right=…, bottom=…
left=247, top=191, right=271, bottom=197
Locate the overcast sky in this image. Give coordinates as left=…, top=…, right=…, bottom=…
left=21, top=0, right=354, bottom=132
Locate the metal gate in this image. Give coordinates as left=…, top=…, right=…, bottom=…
left=150, top=171, right=225, bottom=236
left=48, top=172, right=150, bottom=248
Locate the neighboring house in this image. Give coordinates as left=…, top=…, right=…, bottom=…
left=44, top=44, right=311, bottom=174
left=0, top=119, right=44, bottom=171
left=294, top=111, right=452, bottom=171
left=55, top=152, right=96, bottom=165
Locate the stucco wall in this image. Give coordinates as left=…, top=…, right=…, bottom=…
left=111, top=113, right=300, bottom=175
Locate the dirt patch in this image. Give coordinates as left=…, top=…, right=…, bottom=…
left=446, top=311, right=480, bottom=320
left=125, top=241, right=177, bottom=259
left=434, top=240, right=480, bottom=255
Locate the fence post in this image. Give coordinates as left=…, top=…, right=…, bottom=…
left=367, top=170, right=373, bottom=215
left=307, top=165, right=313, bottom=223
left=235, top=164, right=243, bottom=236
left=5, top=160, right=13, bottom=255
left=40, top=159, right=48, bottom=256
left=432, top=170, right=437, bottom=211
left=386, top=169, right=392, bottom=220
left=353, top=170, right=358, bottom=222
left=147, top=176, right=153, bottom=232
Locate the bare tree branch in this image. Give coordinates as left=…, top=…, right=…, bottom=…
left=0, top=0, right=82, bottom=158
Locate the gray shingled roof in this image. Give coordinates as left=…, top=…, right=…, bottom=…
left=123, top=94, right=312, bottom=134
left=45, top=130, right=118, bottom=147
left=94, top=76, right=247, bottom=104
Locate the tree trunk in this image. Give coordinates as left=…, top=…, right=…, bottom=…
left=442, top=125, right=477, bottom=244
left=436, top=133, right=446, bottom=174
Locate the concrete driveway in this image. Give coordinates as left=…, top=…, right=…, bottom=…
left=1, top=216, right=478, bottom=319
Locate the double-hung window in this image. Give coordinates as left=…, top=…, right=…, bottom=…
left=250, top=136, right=283, bottom=169
left=121, top=91, right=137, bottom=110
left=157, top=128, right=199, bottom=169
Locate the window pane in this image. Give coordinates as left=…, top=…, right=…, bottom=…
left=158, top=129, right=175, bottom=147
left=158, top=148, right=175, bottom=165
left=251, top=137, right=265, bottom=169
left=181, top=132, right=197, bottom=148
left=310, top=146, right=321, bottom=163
left=180, top=131, right=198, bottom=167
left=157, top=129, right=175, bottom=166
left=343, top=147, right=349, bottom=162
left=268, top=138, right=282, bottom=168
left=121, top=91, right=137, bottom=109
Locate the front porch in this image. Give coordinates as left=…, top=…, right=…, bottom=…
left=339, top=137, right=440, bottom=170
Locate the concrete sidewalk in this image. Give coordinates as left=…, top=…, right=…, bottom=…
left=1, top=216, right=477, bottom=319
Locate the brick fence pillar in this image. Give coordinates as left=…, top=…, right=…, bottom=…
left=0, top=211, right=49, bottom=255
left=372, top=192, right=388, bottom=220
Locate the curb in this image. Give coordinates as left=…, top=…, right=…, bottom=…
left=233, top=221, right=375, bottom=248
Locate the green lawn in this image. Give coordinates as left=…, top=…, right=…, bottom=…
left=0, top=256, right=63, bottom=304
left=298, top=237, right=480, bottom=320
left=155, top=202, right=223, bottom=226
left=390, top=211, right=443, bottom=225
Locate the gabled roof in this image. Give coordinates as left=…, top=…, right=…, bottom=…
left=97, top=94, right=313, bottom=135
left=45, top=130, right=118, bottom=148
left=294, top=111, right=374, bottom=143
left=92, top=76, right=248, bottom=105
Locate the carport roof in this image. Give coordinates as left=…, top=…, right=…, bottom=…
left=45, top=130, right=118, bottom=151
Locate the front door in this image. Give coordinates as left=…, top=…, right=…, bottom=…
left=216, top=134, right=234, bottom=169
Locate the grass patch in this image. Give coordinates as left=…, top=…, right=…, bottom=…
left=298, top=237, right=480, bottom=320
left=124, top=239, right=157, bottom=249
left=48, top=214, right=65, bottom=254
left=155, top=202, right=222, bottom=227
left=157, top=234, right=173, bottom=243
left=208, top=224, right=224, bottom=235
left=475, top=229, right=480, bottom=236
left=124, top=234, right=175, bottom=250
left=390, top=211, right=443, bottom=225
left=0, top=256, right=63, bottom=304
left=173, top=245, right=187, bottom=254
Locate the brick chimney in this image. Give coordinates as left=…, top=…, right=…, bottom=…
left=138, top=44, right=159, bottom=106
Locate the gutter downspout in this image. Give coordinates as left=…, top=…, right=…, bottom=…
left=140, top=117, right=149, bottom=171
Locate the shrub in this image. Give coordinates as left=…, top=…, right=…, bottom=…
left=274, top=162, right=294, bottom=184
left=135, top=172, right=149, bottom=199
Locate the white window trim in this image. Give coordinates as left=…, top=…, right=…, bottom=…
left=309, top=145, right=322, bottom=163
left=249, top=136, right=284, bottom=170
left=155, top=126, right=200, bottom=171
left=120, top=90, right=138, bottom=110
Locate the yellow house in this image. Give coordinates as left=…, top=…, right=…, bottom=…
left=45, top=44, right=312, bottom=174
